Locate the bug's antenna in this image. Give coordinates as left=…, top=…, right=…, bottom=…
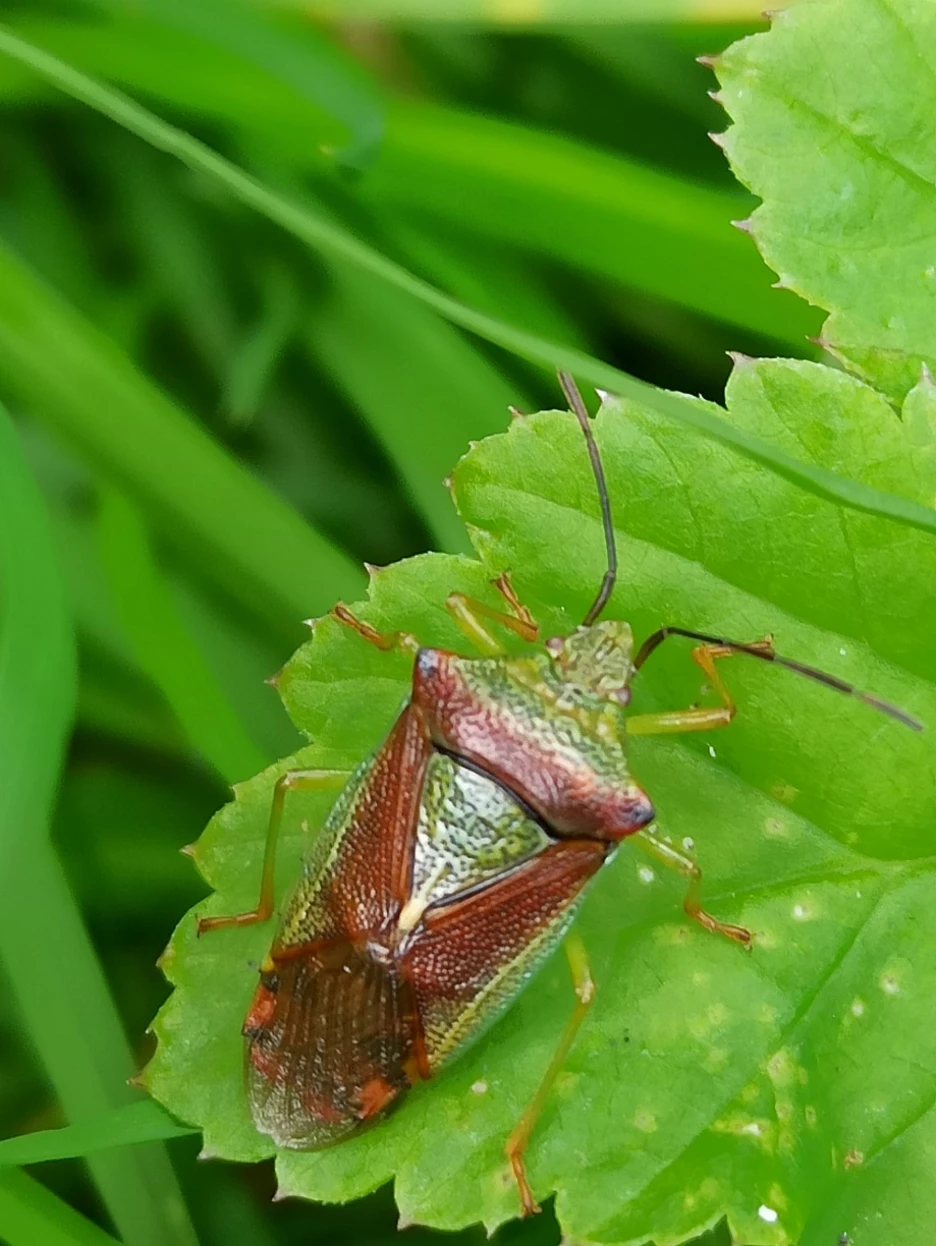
left=558, top=370, right=617, bottom=627
left=634, top=626, right=924, bottom=732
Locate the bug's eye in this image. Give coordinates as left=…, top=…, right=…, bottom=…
left=545, top=636, right=564, bottom=657
left=610, top=687, right=631, bottom=707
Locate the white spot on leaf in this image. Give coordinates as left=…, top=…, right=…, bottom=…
left=880, top=973, right=900, bottom=995
left=758, top=1205, right=779, bottom=1224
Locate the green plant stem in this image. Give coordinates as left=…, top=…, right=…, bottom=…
left=0, top=400, right=198, bottom=1246
left=0, top=26, right=933, bottom=540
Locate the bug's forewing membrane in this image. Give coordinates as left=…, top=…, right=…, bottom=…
left=246, top=941, right=418, bottom=1147
left=404, top=794, right=608, bottom=1071
left=245, top=703, right=430, bottom=1145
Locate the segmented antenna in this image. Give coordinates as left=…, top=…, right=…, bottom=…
left=558, top=371, right=617, bottom=627
left=634, top=626, right=923, bottom=732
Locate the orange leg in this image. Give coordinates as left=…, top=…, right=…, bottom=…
left=635, top=831, right=751, bottom=947
left=625, top=640, right=771, bottom=947
left=446, top=572, right=539, bottom=656
left=332, top=603, right=420, bottom=655
left=197, top=768, right=349, bottom=935
left=505, top=933, right=594, bottom=1216
left=626, top=639, right=774, bottom=736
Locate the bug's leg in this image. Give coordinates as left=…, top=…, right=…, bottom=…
left=505, top=933, right=595, bottom=1217
left=446, top=572, right=540, bottom=656
left=634, top=830, right=751, bottom=947
left=196, top=768, right=350, bottom=935
left=332, top=603, right=420, bottom=655
left=625, top=638, right=774, bottom=736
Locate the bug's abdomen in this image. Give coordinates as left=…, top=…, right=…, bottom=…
left=245, top=937, right=422, bottom=1147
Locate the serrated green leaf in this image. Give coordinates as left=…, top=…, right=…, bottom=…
left=145, top=360, right=935, bottom=1246
left=716, top=0, right=936, bottom=399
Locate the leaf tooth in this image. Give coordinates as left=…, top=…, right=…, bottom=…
left=708, top=130, right=729, bottom=151
left=696, top=53, right=721, bottom=70
left=728, top=351, right=756, bottom=368
left=731, top=217, right=755, bottom=235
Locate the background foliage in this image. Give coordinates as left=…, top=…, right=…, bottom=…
left=0, top=2, right=932, bottom=1245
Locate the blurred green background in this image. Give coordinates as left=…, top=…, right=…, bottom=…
left=0, top=3, right=819, bottom=1244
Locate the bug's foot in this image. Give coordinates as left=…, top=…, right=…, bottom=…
left=507, top=1151, right=541, bottom=1217
left=688, top=904, right=753, bottom=948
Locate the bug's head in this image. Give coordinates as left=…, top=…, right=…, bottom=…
left=545, top=620, right=634, bottom=705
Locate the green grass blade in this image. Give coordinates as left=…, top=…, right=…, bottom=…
left=367, top=99, right=813, bottom=345
left=96, top=488, right=270, bottom=783
left=0, top=1169, right=122, bottom=1246
left=83, top=0, right=384, bottom=167
left=108, top=136, right=238, bottom=378
left=1, top=15, right=806, bottom=343
left=306, top=260, right=525, bottom=554
left=0, top=399, right=198, bottom=1245
left=0, top=1102, right=197, bottom=1169
left=223, top=262, right=297, bottom=425
left=0, top=233, right=364, bottom=635
left=1, top=26, right=933, bottom=541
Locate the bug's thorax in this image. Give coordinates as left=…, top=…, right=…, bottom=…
left=412, top=620, right=654, bottom=840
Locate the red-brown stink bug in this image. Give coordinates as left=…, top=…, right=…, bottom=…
left=197, top=372, right=921, bottom=1216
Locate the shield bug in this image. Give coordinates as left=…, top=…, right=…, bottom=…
left=198, top=372, right=921, bottom=1216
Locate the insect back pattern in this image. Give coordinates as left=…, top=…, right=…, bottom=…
left=197, top=372, right=921, bottom=1217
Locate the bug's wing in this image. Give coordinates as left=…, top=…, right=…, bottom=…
left=246, top=938, right=420, bottom=1148
left=246, top=702, right=433, bottom=1145
left=278, top=701, right=432, bottom=944
left=403, top=839, right=608, bottom=1071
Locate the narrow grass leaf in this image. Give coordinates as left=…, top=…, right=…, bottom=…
left=0, top=399, right=197, bottom=1245
left=0, top=233, right=364, bottom=635
left=81, top=0, right=383, bottom=165
left=2, top=14, right=805, bottom=344
left=0, top=1169, right=121, bottom=1246
left=0, top=1102, right=197, bottom=1169
left=306, top=259, right=526, bottom=554
left=96, top=488, right=270, bottom=783
left=0, top=26, right=933, bottom=541
left=364, top=99, right=811, bottom=345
